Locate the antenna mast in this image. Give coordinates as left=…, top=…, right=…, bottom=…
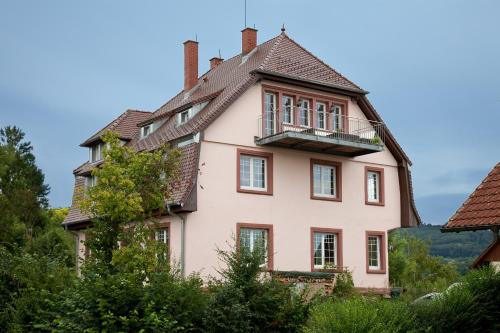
left=244, top=0, right=247, bottom=27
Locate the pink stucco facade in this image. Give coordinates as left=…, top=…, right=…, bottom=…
left=145, top=81, right=400, bottom=289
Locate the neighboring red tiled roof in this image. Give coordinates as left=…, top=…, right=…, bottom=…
left=442, top=163, right=500, bottom=231
left=81, top=109, right=152, bottom=147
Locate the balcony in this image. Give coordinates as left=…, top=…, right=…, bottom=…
left=256, top=106, right=385, bottom=157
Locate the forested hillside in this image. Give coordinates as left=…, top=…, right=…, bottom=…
left=394, top=224, right=494, bottom=273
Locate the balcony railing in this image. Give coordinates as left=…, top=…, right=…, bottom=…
left=256, top=105, right=385, bottom=156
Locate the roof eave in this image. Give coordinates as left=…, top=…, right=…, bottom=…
left=441, top=224, right=500, bottom=233
left=251, top=69, right=369, bottom=95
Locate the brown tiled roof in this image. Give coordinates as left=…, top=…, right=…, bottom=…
left=442, top=163, right=500, bottom=232
left=132, top=32, right=367, bottom=152
left=81, top=109, right=152, bottom=147
left=171, top=142, right=199, bottom=203
left=63, top=176, right=90, bottom=225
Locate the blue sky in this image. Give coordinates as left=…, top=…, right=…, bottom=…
left=1, top=1, right=499, bottom=225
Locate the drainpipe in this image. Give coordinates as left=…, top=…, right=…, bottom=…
left=167, top=203, right=186, bottom=277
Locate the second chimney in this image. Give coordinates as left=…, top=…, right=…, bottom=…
left=184, top=40, right=199, bottom=91
left=241, top=27, right=257, bottom=54
left=209, top=57, right=223, bottom=69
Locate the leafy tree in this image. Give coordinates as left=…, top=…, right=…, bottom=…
left=389, top=231, right=458, bottom=298
left=0, top=126, right=50, bottom=250
left=79, top=131, right=180, bottom=267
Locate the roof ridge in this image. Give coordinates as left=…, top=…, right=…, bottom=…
left=274, top=33, right=363, bottom=91
left=258, top=33, right=286, bottom=70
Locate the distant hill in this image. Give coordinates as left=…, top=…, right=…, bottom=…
left=393, top=224, right=494, bottom=274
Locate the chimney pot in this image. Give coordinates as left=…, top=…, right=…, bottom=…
left=209, top=57, right=224, bottom=69
left=183, top=40, right=199, bottom=91
left=241, top=27, right=257, bottom=54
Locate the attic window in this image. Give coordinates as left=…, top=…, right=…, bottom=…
left=141, top=124, right=154, bottom=138
left=89, top=143, right=105, bottom=163
left=176, top=102, right=208, bottom=126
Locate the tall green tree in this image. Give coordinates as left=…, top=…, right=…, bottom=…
left=79, top=131, right=181, bottom=267
left=0, top=126, right=50, bottom=250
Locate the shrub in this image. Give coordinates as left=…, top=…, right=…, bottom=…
left=413, top=266, right=500, bottom=333
left=305, top=297, right=417, bottom=333
left=203, top=243, right=310, bottom=332
left=331, top=270, right=354, bottom=298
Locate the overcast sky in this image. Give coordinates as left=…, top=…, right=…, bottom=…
left=1, top=1, right=499, bottom=225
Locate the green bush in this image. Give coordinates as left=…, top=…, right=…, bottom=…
left=304, top=297, right=417, bottom=333
left=203, top=243, right=310, bottom=333
left=413, top=267, right=500, bottom=333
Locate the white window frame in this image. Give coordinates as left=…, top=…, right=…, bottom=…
left=368, top=235, right=381, bottom=270
left=299, top=99, right=311, bottom=127
left=239, top=227, right=269, bottom=267
left=177, top=109, right=191, bottom=125
left=239, top=155, right=267, bottom=192
left=264, top=92, right=277, bottom=136
left=331, top=104, right=343, bottom=132
left=281, top=95, right=294, bottom=124
left=141, top=124, right=154, bottom=138
left=316, top=102, right=327, bottom=130
left=89, top=143, right=104, bottom=163
left=367, top=171, right=380, bottom=203
left=85, top=175, right=97, bottom=189
left=313, top=232, right=337, bottom=269
left=155, top=228, right=168, bottom=244
left=313, top=164, right=337, bottom=198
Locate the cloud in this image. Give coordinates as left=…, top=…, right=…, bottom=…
left=415, top=193, right=470, bottom=226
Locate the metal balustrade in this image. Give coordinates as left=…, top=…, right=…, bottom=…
left=256, top=105, right=386, bottom=156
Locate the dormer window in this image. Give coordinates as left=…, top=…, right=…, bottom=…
left=179, top=110, right=191, bottom=124
left=141, top=124, right=154, bottom=138
left=89, top=143, right=105, bottom=163
left=176, top=101, right=208, bottom=126
left=85, top=175, right=97, bottom=189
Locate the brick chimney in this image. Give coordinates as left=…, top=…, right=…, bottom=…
left=241, top=27, right=257, bottom=54
left=209, top=56, right=223, bottom=69
left=183, top=40, right=199, bottom=91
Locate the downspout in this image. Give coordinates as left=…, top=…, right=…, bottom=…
left=167, top=203, right=186, bottom=277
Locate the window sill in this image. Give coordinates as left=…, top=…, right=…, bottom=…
left=367, top=269, right=386, bottom=274
left=365, top=201, right=385, bottom=206
left=311, top=195, right=341, bottom=202
left=238, top=188, right=273, bottom=196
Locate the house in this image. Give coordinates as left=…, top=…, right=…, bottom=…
left=63, top=27, right=421, bottom=293
left=442, top=163, right=500, bottom=271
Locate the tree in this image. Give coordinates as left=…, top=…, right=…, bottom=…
left=79, top=131, right=180, bottom=267
left=389, top=231, right=459, bottom=298
left=0, top=126, right=50, bottom=250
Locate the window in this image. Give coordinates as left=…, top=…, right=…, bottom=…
left=310, top=159, right=342, bottom=201
left=155, top=228, right=169, bottom=244
left=89, top=143, right=104, bottom=163
left=141, top=124, right=154, bottom=138
left=176, top=102, right=208, bottom=126
left=178, top=110, right=190, bottom=124
left=366, top=231, right=386, bottom=273
left=85, top=175, right=97, bottom=189
left=316, top=102, right=327, bottom=130
left=282, top=95, right=293, bottom=124
left=299, top=99, right=310, bottom=127
left=331, top=105, right=343, bottom=132
left=264, top=92, right=276, bottom=136
left=365, top=167, right=385, bottom=205
left=311, top=228, right=343, bottom=271
left=237, top=149, right=273, bottom=195
left=237, top=223, right=273, bottom=269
